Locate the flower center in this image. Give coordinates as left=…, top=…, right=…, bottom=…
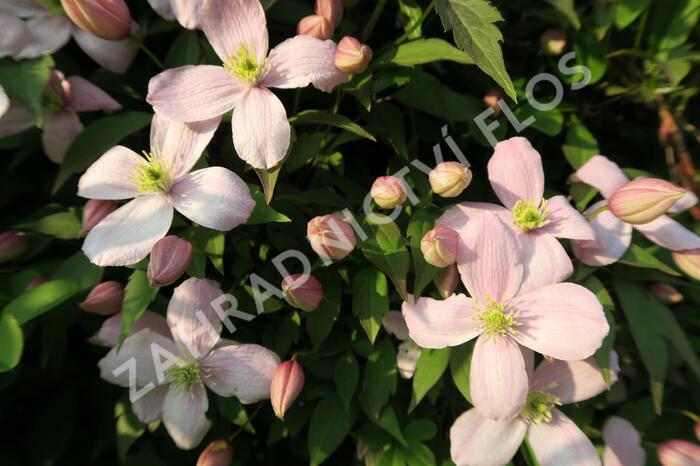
left=134, top=152, right=172, bottom=193
left=520, top=390, right=561, bottom=425
left=475, top=299, right=519, bottom=339
left=223, top=45, right=263, bottom=83
left=41, top=87, right=63, bottom=113
left=512, top=199, right=550, bottom=232
left=166, top=361, right=201, bottom=390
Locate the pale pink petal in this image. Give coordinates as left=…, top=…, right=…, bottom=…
left=457, top=212, right=523, bottom=303
left=470, top=334, right=529, bottom=421
left=147, top=65, right=242, bottom=122
left=401, top=294, right=480, bottom=349
left=261, top=35, right=348, bottom=92
left=77, top=145, right=142, bottom=200
left=540, top=195, right=596, bottom=240
left=531, top=353, right=619, bottom=404
left=669, top=191, right=698, bottom=213
left=635, top=215, right=700, bottom=251
left=200, top=343, right=280, bottom=402
left=63, top=76, right=121, bottom=112
left=382, top=310, right=410, bottom=341
left=571, top=200, right=632, bottom=267
left=231, top=86, right=290, bottom=169
left=511, top=282, right=609, bottom=361
left=436, top=201, right=513, bottom=232
left=573, top=155, right=629, bottom=198
left=162, top=383, right=210, bottom=450
left=602, top=416, right=646, bottom=466
left=41, top=110, right=83, bottom=164
left=0, top=86, right=7, bottom=118
left=0, top=14, right=33, bottom=58
left=132, top=385, right=168, bottom=424
left=528, top=409, right=600, bottom=466
left=146, top=0, right=175, bottom=21
left=72, top=26, right=138, bottom=74
left=200, top=0, right=268, bottom=63
left=518, top=231, right=573, bottom=294
left=0, top=101, right=34, bottom=138
left=167, top=277, right=224, bottom=360
left=16, top=14, right=71, bottom=58
left=82, top=196, right=173, bottom=266
left=170, top=0, right=200, bottom=29
left=0, top=0, right=47, bottom=16
left=149, top=113, right=220, bottom=179
left=169, top=167, right=255, bottom=231
left=450, top=408, right=527, bottom=466
left=90, top=310, right=172, bottom=347
left=488, top=137, right=545, bottom=209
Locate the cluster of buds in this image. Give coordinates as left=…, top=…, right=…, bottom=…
left=61, top=0, right=132, bottom=40
left=370, top=176, right=407, bottom=209
left=80, top=281, right=124, bottom=315
left=298, top=0, right=342, bottom=40
left=282, top=274, right=324, bottom=312
left=420, top=226, right=459, bottom=268
left=429, top=162, right=472, bottom=198
left=270, top=360, right=305, bottom=419
left=307, top=214, right=356, bottom=261
left=608, top=178, right=689, bottom=225
left=147, top=236, right=193, bottom=287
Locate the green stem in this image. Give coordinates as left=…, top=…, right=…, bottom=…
left=129, top=36, right=165, bottom=70
left=586, top=203, right=610, bottom=221
left=227, top=403, right=264, bottom=442
left=361, top=0, right=389, bottom=43
left=395, top=0, right=436, bottom=45
left=633, top=8, right=648, bottom=49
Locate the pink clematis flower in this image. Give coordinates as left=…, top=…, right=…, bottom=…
left=0, top=0, right=138, bottom=73
left=147, top=0, right=200, bottom=29
left=438, top=137, right=595, bottom=294
left=97, top=278, right=280, bottom=449
left=77, top=112, right=254, bottom=266
left=450, top=353, right=618, bottom=466
left=570, top=155, right=700, bottom=266
left=0, top=69, right=121, bottom=163
left=0, top=85, right=9, bottom=119
left=147, top=0, right=348, bottom=170
left=602, top=416, right=646, bottom=466
left=403, top=212, right=609, bottom=420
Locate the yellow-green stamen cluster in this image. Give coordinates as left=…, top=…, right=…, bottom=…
left=166, top=362, right=201, bottom=390
left=224, top=45, right=263, bottom=83
left=512, top=199, right=550, bottom=232
left=134, top=152, right=172, bottom=193
left=520, top=390, right=561, bottom=425
left=475, top=299, right=519, bottom=339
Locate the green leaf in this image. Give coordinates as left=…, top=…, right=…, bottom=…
left=119, top=270, right=159, bottom=346
left=0, top=314, right=23, bottom=372
left=435, top=0, right=516, bottom=101
left=543, top=0, right=581, bottom=29
left=361, top=338, right=397, bottom=419
left=352, top=268, right=390, bottom=344
left=650, top=0, right=700, bottom=54
left=562, top=116, right=599, bottom=170
left=581, top=275, right=616, bottom=386
left=1, top=280, right=80, bottom=325
left=514, top=103, right=564, bottom=136
left=375, top=38, right=474, bottom=67
left=115, top=400, right=145, bottom=462
left=15, top=205, right=82, bottom=239
left=411, top=348, right=450, bottom=410
left=649, top=297, right=700, bottom=381
left=246, top=185, right=291, bottom=224
left=165, top=29, right=201, bottom=68
left=614, top=0, right=651, bottom=29
left=51, top=251, right=103, bottom=291
left=290, top=110, right=376, bottom=141
left=373, top=406, right=408, bottom=447
left=53, top=111, right=153, bottom=193
left=572, top=29, right=608, bottom=85
left=307, top=392, right=352, bottom=466
left=407, top=209, right=441, bottom=297
left=334, top=351, right=360, bottom=411
left=619, top=244, right=681, bottom=276
left=254, top=164, right=282, bottom=204
left=360, top=216, right=411, bottom=300
left=449, top=343, right=473, bottom=402
left=399, top=0, right=423, bottom=39
left=0, top=56, right=54, bottom=126
left=404, top=420, right=437, bottom=443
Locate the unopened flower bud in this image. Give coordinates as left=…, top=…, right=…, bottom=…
left=540, top=28, right=567, bottom=56
left=297, top=15, right=333, bottom=40
left=82, top=199, right=118, bottom=234
left=270, top=360, right=304, bottom=419
left=657, top=440, right=700, bottom=466
left=483, top=88, right=503, bottom=114
left=397, top=341, right=421, bottom=379
left=0, top=232, right=28, bottom=263
left=25, top=277, right=49, bottom=291
left=61, top=0, right=132, bottom=40
left=335, top=36, right=373, bottom=74
left=648, top=282, right=683, bottom=304
left=282, top=274, right=323, bottom=312
left=696, top=419, right=700, bottom=442
left=196, top=440, right=233, bottom=466
left=147, top=236, right=193, bottom=287
left=421, top=226, right=459, bottom=268
left=316, top=0, right=343, bottom=27
left=429, top=162, right=472, bottom=198
left=434, top=263, right=459, bottom=298
left=609, top=178, right=688, bottom=224
left=307, top=215, right=357, bottom=261
left=672, top=249, right=700, bottom=281
left=370, top=176, right=407, bottom=209
left=80, top=281, right=124, bottom=315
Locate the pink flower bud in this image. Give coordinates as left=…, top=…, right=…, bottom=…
left=540, top=28, right=567, bottom=56
left=0, top=232, right=28, bottom=263
left=25, top=277, right=49, bottom=291
left=196, top=440, right=233, bottom=466
left=696, top=420, right=700, bottom=442
left=483, top=88, right=503, bottom=114
left=609, top=178, right=688, bottom=224
left=657, top=440, right=700, bottom=466
left=420, top=226, right=459, bottom=268
left=307, top=215, right=357, bottom=261
left=370, top=176, right=407, bottom=209
left=647, top=282, right=683, bottom=304
left=82, top=199, right=118, bottom=234
left=60, top=0, right=132, bottom=40
left=147, top=236, right=193, bottom=287
left=80, top=281, right=124, bottom=315
left=270, top=360, right=304, bottom=419
left=282, top=274, right=324, bottom=312
left=672, top=249, right=700, bottom=281
left=335, top=36, right=373, bottom=74
left=316, top=0, right=343, bottom=27
left=428, top=162, right=472, bottom=198
left=297, top=15, right=333, bottom=40
left=434, top=263, right=459, bottom=298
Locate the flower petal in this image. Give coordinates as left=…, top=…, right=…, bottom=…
left=231, top=86, right=290, bottom=169
left=518, top=231, right=573, bottom=294
left=0, top=0, right=47, bottom=16
left=397, top=341, right=421, bottom=379
left=436, top=201, right=513, bottom=232
left=0, top=86, right=7, bottom=118
left=262, top=35, right=348, bottom=92
left=90, top=310, right=172, bottom=348
left=669, top=191, right=698, bottom=213
left=170, top=0, right=200, bottom=29
left=162, top=383, right=210, bottom=450
left=450, top=408, right=527, bottom=466
left=0, top=14, right=33, bottom=58
left=573, top=155, right=629, bottom=198
left=470, top=334, right=529, bottom=421
left=41, top=110, right=83, bottom=163
left=72, top=26, right=138, bottom=74
left=401, top=294, right=480, bottom=349
left=147, top=65, right=242, bottom=122
left=511, top=282, right=609, bottom=361
left=540, top=195, right=596, bottom=240
left=77, top=145, right=142, bottom=200
left=63, top=76, right=121, bottom=112
left=0, top=101, right=34, bottom=138
left=132, top=385, right=168, bottom=424
left=488, top=137, right=545, bottom=209
left=200, top=0, right=268, bottom=63
left=602, top=416, right=646, bottom=466
left=635, top=215, right=700, bottom=251
left=200, top=343, right=280, bottom=402
left=170, top=167, right=255, bottom=230
left=16, top=14, right=71, bottom=59
left=82, top=196, right=173, bottom=266
left=528, top=409, right=600, bottom=466
left=571, top=200, right=632, bottom=267
left=382, top=310, right=410, bottom=341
